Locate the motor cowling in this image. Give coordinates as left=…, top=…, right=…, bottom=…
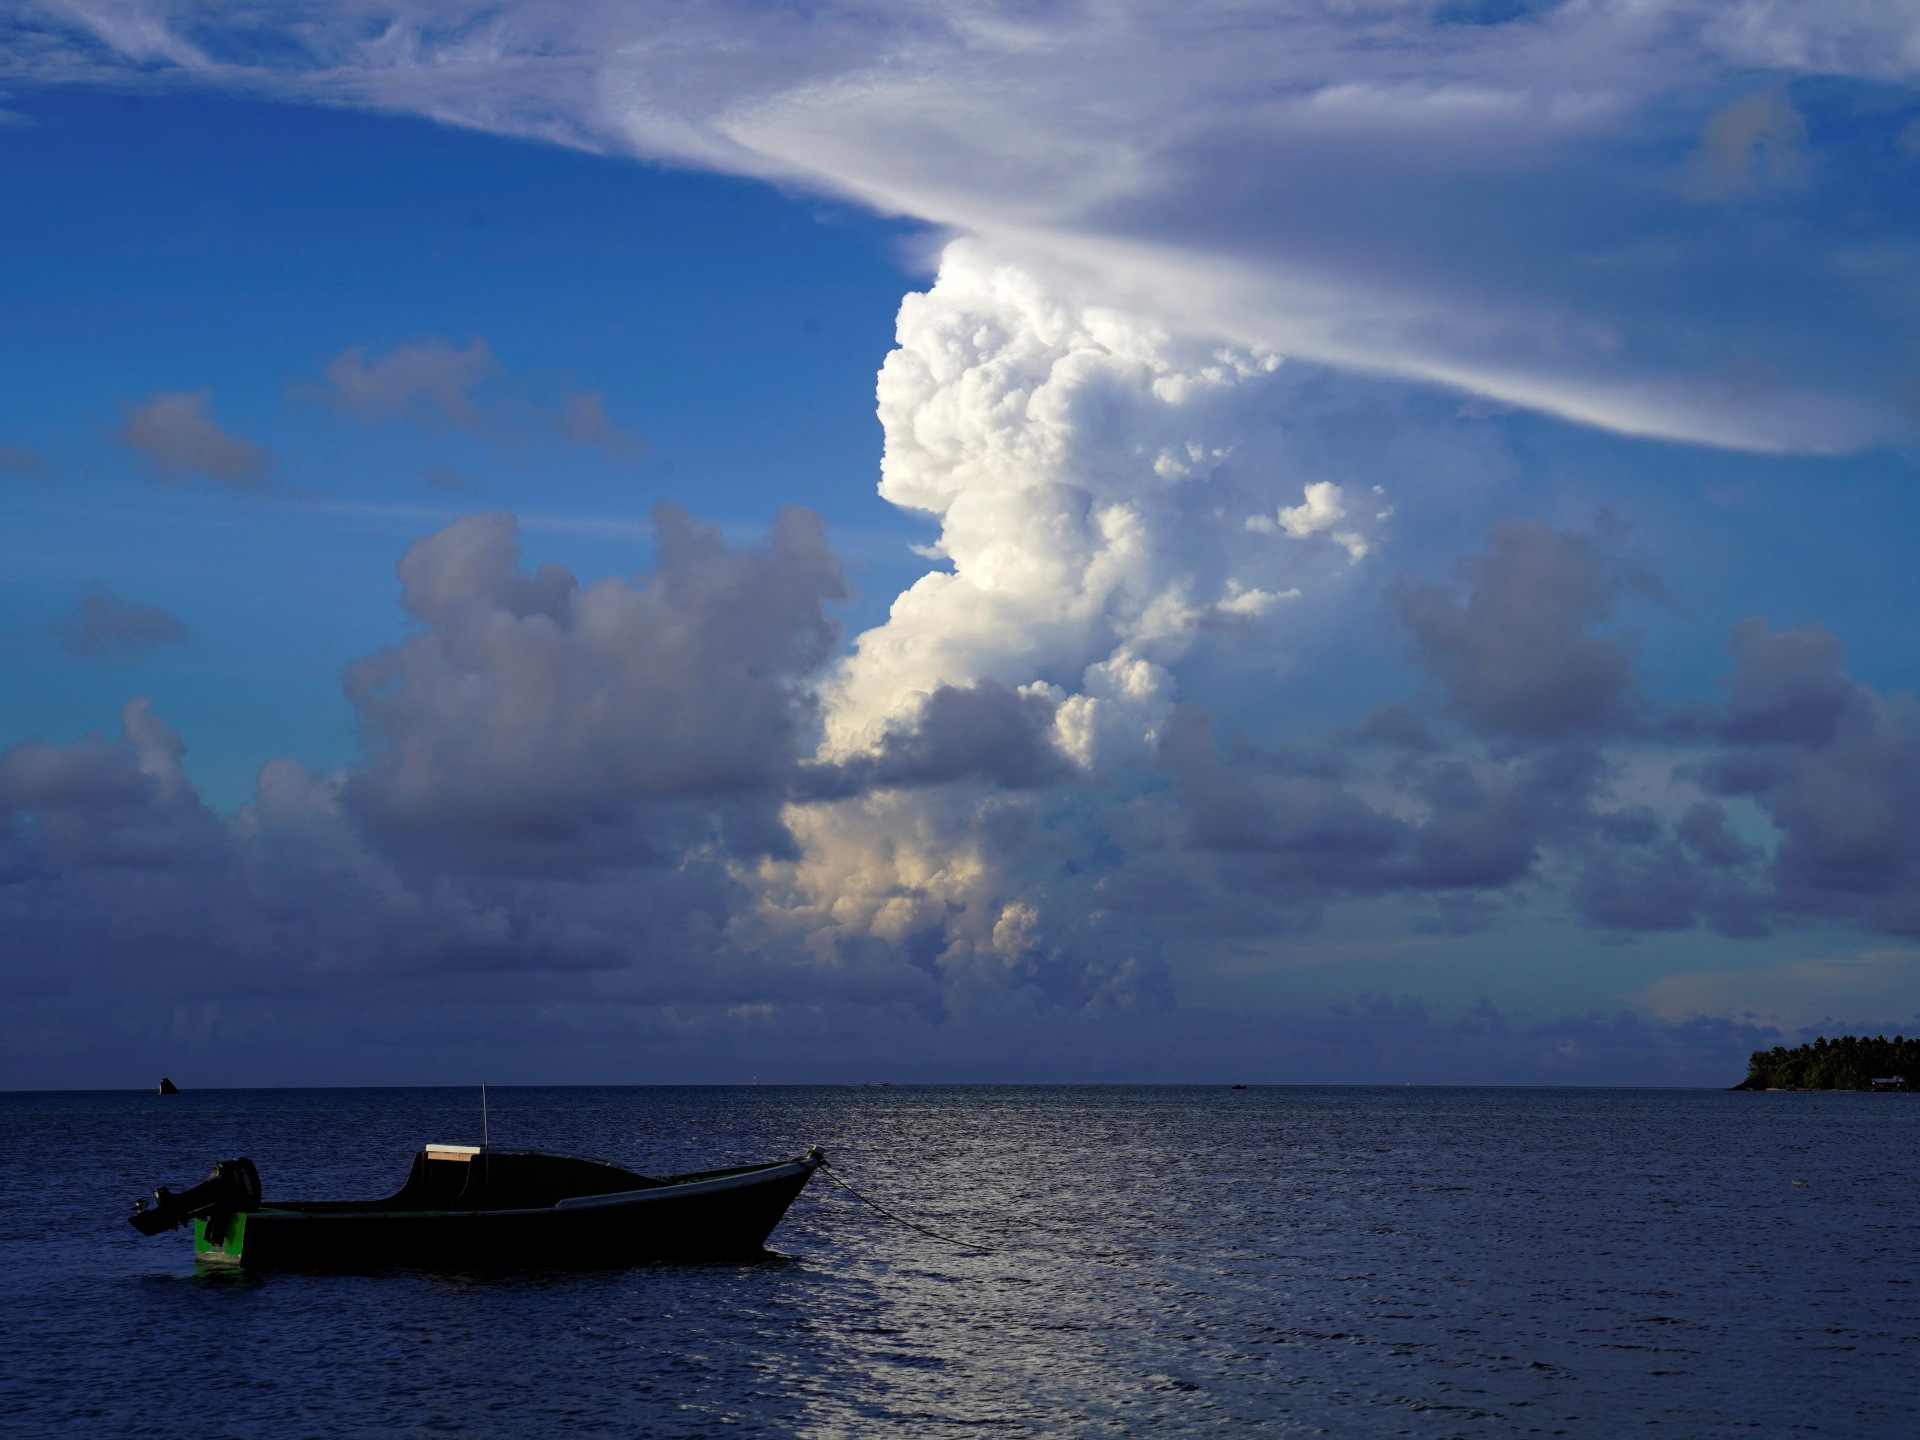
left=128, top=1157, right=261, bottom=1236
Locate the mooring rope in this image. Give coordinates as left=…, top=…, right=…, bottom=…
left=817, top=1161, right=995, bottom=1253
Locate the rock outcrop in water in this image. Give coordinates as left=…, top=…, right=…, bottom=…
left=1737, top=1036, right=1920, bottom=1091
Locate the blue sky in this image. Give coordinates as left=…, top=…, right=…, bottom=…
left=6, top=2, right=1920, bottom=1087
left=1, top=87, right=934, bottom=807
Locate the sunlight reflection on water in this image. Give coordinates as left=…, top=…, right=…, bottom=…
left=3, top=1085, right=1916, bottom=1437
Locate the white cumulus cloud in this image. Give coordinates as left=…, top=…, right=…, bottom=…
left=824, top=239, right=1339, bottom=771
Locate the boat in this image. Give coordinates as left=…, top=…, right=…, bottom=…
left=128, top=1144, right=825, bottom=1270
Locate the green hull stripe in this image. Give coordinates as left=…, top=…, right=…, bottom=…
left=192, top=1212, right=248, bottom=1262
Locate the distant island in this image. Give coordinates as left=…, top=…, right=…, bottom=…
left=1736, top=1036, right=1919, bottom=1091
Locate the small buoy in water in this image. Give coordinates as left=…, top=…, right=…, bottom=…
left=158, top=1078, right=179, bottom=1095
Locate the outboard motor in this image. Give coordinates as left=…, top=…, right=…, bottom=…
left=128, top=1157, right=261, bottom=1236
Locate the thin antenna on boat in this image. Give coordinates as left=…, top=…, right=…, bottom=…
left=481, top=1083, right=489, bottom=1149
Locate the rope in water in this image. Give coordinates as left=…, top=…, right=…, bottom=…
left=817, top=1161, right=995, bottom=1253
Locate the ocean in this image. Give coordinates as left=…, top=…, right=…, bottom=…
left=3, top=1084, right=1915, bottom=1437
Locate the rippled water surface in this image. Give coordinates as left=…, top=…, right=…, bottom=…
left=4, top=1085, right=1917, bottom=1437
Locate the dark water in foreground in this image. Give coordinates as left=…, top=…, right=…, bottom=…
left=3, top=1086, right=1917, bottom=1437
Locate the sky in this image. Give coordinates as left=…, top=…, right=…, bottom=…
left=5, top=0, right=1920, bottom=1087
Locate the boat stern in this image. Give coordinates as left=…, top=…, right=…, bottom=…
left=192, top=1210, right=249, bottom=1265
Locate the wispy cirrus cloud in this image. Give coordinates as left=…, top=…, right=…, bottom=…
left=12, top=1, right=1919, bottom=451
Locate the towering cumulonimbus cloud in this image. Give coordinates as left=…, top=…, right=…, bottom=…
left=8, top=1, right=1920, bottom=1066
left=759, top=242, right=1400, bottom=1008
left=6, top=500, right=1920, bottom=1063
left=824, top=240, right=1378, bottom=769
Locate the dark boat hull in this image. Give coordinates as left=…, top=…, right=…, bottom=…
left=195, top=1157, right=820, bottom=1271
